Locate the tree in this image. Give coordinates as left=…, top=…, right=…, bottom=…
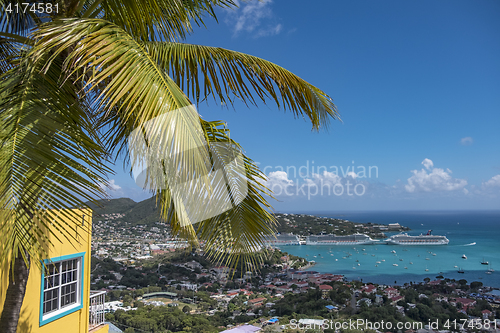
left=0, top=1, right=338, bottom=331
left=470, top=281, right=483, bottom=290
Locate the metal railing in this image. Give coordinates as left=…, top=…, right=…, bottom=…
left=89, top=290, right=106, bottom=330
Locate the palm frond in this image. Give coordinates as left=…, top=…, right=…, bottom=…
left=200, top=120, right=276, bottom=269
left=84, top=0, right=237, bottom=42
left=0, top=0, right=39, bottom=37
left=143, top=41, right=340, bottom=130
left=0, top=51, right=110, bottom=269
left=161, top=119, right=276, bottom=270
left=0, top=36, right=20, bottom=73
left=32, top=18, right=220, bottom=227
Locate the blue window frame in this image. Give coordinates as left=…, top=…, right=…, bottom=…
left=39, top=252, right=85, bottom=326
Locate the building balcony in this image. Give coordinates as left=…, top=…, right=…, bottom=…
left=89, top=290, right=107, bottom=331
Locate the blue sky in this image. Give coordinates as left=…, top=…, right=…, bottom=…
left=105, top=0, right=500, bottom=211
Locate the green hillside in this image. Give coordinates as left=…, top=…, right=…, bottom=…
left=86, top=196, right=162, bottom=226
left=87, top=197, right=402, bottom=238
left=86, top=197, right=137, bottom=215
left=123, top=196, right=162, bottom=225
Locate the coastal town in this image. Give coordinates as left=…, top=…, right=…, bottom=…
left=89, top=209, right=500, bottom=333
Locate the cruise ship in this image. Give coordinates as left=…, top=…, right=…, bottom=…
left=306, top=233, right=378, bottom=245
left=385, top=230, right=449, bottom=245
left=264, top=233, right=301, bottom=246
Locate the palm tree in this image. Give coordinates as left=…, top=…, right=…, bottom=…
left=0, top=0, right=339, bottom=331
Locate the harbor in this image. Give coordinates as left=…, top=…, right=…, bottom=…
left=274, top=210, right=500, bottom=288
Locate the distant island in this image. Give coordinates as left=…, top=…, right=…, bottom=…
left=274, top=213, right=409, bottom=239
left=87, top=197, right=410, bottom=243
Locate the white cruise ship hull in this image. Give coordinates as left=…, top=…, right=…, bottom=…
left=306, top=240, right=379, bottom=246
left=384, top=235, right=449, bottom=245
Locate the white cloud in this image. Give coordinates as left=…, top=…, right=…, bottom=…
left=255, top=23, right=282, bottom=37
left=422, top=158, right=433, bottom=170
left=225, top=0, right=282, bottom=38
left=405, top=159, right=467, bottom=193
left=310, top=171, right=342, bottom=185
left=460, top=137, right=473, bottom=146
left=301, top=171, right=368, bottom=197
left=265, top=171, right=294, bottom=190
left=482, top=175, right=500, bottom=188
left=100, top=179, right=122, bottom=192
left=346, top=171, right=358, bottom=179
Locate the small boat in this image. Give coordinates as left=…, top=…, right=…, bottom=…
left=371, top=254, right=375, bottom=257
left=376, top=261, right=381, bottom=264
left=393, top=264, right=398, bottom=267
left=375, top=264, right=378, bottom=267
left=335, top=259, right=338, bottom=261
left=454, top=265, right=458, bottom=268
left=381, top=259, right=385, bottom=262
left=357, top=263, right=360, bottom=266
left=486, top=271, right=492, bottom=275
left=458, top=268, right=464, bottom=273
left=425, top=268, right=429, bottom=271
left=462, top=254, right=467, bottom=259
left=404, top=266, right=408, bottom=269
left=409, top=262, right=413, bottom=264
left=399, top=258, right=403, bottom=261
left=432, top=253, right=437, bottom=256
left=425, top=258, right=430, bottom=260
left=391, top=250, right=396, bottom=254
left=481, top=258, right=489, bottom=265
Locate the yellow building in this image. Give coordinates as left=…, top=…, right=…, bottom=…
left=0, top=209, right=109, bottom=333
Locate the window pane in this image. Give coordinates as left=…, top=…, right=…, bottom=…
left=42, top=257, right=80, bottom=318
left=43, top=288, right=59, bottom=314
left=51, top=298, right=58, bottom=311
left=45, top=263, right=55, bottom=276
left=61, top=283, right=77, bottom=308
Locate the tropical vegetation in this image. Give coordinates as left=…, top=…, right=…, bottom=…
left=0, top=0, right=338, bottom=330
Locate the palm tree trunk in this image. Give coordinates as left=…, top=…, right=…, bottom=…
left=0, top=250, right=30, bottom=333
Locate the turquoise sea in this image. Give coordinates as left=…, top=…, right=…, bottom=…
left=278, top=211, right=500, bottom=288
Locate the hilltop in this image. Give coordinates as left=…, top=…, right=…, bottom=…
left=86, top=196, right=162, bottom=226
left=87, top=197, right=407, bottom=238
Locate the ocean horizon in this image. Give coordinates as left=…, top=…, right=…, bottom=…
left=275, top=210, right=500, bottom=288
